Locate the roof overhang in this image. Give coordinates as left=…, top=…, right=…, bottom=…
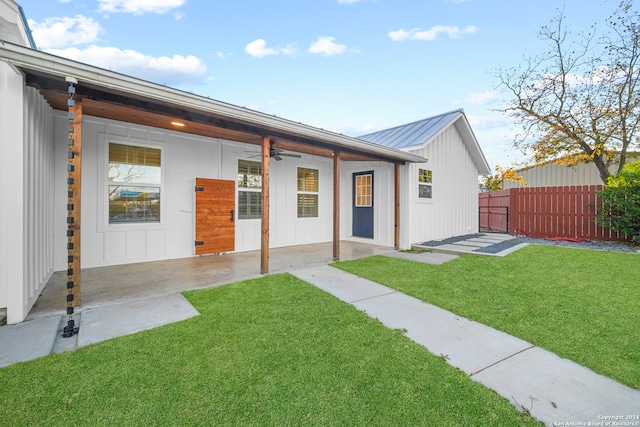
left=451, top=112, right=491, bottom=175
left=0, top=40, right=426, bottom=164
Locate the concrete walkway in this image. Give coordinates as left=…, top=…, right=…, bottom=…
left=291, top=263, right=640, bottom=427
left=2, top=237, right=638, bottom=425
left=0, top=293, right=199, bottom=367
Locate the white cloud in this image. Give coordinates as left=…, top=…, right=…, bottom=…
left=280, top=44, right=299, bottom=56
left=244, top=39, right=297, bottom=58
left=308, top=36, right=353, bottom=56
left=45, top=45, right=207, bottom=86
left=338, top=0, right=362, bottom=3
left=388, top=25, right=477, bottom=41
left=453, top=91, right=499, bottom=106
left=28, top=15, right=102, bottom=49
left=97, top=0, right=185, bottom=15
left=245, top=39, right=279, bottom=58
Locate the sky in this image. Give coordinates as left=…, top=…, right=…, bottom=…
left=16, top=0, right=621, bottom=172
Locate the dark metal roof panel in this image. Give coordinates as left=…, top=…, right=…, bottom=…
left=358, top=109, right=463, bottom=149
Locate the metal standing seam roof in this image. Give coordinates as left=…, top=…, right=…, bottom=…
left=358, top=109, right=491, bottom=175
left=358, top=109, right=464, bottom=150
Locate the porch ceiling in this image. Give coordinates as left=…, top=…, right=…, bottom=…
left=1, top=41, right=425, bottom=164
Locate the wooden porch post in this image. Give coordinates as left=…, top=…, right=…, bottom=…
left=68, top=96, right=82, bottom=306
left=260, top=136, right=270, bottom=274
left=394, top=163, right=400, bottom=250
left=333, top=149, right=341, bottom=261
left=62, top=78, right=82, bottom=338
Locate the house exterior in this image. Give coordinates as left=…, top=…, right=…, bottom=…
left=359, top=110, right=491, bottom=246
left=0, top=0, right=489, bottom=324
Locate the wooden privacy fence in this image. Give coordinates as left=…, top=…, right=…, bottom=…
left=479, top=185, right=624, bottom=241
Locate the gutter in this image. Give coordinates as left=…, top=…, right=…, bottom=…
left=0, top=40, right=426, bottom=164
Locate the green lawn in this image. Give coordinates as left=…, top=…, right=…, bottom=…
left=334, top=244, right=640, bottom=390
left=0, top=274, right=540, bottom=426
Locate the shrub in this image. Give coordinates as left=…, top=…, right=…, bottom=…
left=597, top=161, right=640, bottom=244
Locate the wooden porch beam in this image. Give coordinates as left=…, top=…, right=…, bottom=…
left=394, top=163, right=400, bottom=250
left=333, top=149, right=341, bottom=261
left=261, top=136, right=270, bottom=274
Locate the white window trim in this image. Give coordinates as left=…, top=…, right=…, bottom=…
left=98, top=134, right=167, bottom=232
left=237, top=158, right=262, bottom=221
left=297, top=167, right=319, bottom=218
left=417, top=167, right=434, bottom=203
left=355, top=173, right=373, bottom=208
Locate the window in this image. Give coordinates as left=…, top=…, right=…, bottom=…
left=418, top=168, right=432, bottom=199
left=355, top=174, right=372, bottom=207
left=297, top=167, right=319, bottom=217
left=108, top=143, right=161, bottom=223
left=238, top=160, right=262, bottom=219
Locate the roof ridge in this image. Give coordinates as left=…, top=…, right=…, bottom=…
left=359, top=108, right=464, bottom=138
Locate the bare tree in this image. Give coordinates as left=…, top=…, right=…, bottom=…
left=496, top=1, right=640, bottom=183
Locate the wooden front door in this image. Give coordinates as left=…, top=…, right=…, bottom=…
left=195, top=178, right=235, bottom=255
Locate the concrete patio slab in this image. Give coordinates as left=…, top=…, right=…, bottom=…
left=467, top=237, right=507, bottom=244
left=413, top=233, right=529, bottom=257
left=451, top=240, right=494, bottom=248
left=1, top=241, right=394, bottom=368
left=0, top=316, right=61, bottom=367
left=475, top=234, right=516, bottom=242
left=77, top=294, right=199, bottom=347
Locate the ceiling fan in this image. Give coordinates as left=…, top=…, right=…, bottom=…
left=269, top=140, right=301, bottom=161
left=245, top=140, right=302, bottom=161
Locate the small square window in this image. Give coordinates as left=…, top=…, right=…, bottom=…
left=238, top=191, right=261, bottom=219
left=418, top=169, right=432, bottom=199
left=418, top=184, right=432, bottom=199
left=297, top=194, right=318, bottom=218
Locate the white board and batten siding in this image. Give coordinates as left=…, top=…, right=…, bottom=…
left=401, top=124, right=481, bottom=248
left=53, top=113, right=337, bottom=270
left=0, top=79, right=56, bottom=324
left=341, top=161, right=396, bottom=247
left=0, top=4, right=57, bottom=324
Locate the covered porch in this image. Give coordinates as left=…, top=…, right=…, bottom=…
left=26, top=241, right=394, bottom=322
left=0, top=40, right=425, bottom=325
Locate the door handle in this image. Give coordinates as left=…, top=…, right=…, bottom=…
left=230, top=209, right=235, bottom=222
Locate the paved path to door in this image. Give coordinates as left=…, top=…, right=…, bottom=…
left=292, top=262, right=640, bottom=427
left=2, top=238, right=638, bottom=425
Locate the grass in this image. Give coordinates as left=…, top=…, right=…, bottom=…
left=334, top=244, right=640, bottom=390
left=0, top=274, right=540, bottom=426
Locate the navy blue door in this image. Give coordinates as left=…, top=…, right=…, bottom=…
left=353, top=171, right=374, bottom=238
